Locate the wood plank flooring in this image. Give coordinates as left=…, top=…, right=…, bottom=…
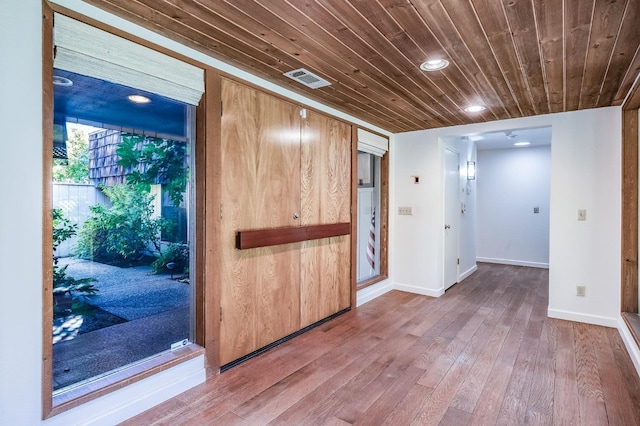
left=123, top=264, right=640, bottom=425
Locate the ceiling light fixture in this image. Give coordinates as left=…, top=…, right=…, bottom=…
left=127, top=94, right=151, bottom=104
left=514, top=141, right=530, bottom=146
left=420, top=59, right=449, bottom=71
left=53, top=76, right=73, bottom=87
left=464, top=105, right=486, bottom=112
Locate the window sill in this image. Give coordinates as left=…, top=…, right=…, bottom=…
left=48, top=343, right=204, bottom=418
left=357, top=275, right=388, bottom=291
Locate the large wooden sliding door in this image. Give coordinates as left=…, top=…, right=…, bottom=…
left=220, top=80, right=301, bottom=365
left=220, top=78, right=352, bottom=365
left=300, top=111, right=351, bottom=327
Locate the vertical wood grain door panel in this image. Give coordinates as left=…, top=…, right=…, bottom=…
left=300, top=111, right=351, bottom=327
left=220, top=79, right=301, bottom=364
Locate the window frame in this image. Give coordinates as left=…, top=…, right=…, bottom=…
left=351, top=127, right=389, bottom=295
left=621, top=79, right=640, bottom=348
left=41, top=5, right=216, bottom=418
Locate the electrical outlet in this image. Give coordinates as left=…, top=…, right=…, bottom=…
left=576, top=286, right=586, bottom=297
left=398, top=206, right=413, bottom=215
left=578, top=209, right=587, bottom=221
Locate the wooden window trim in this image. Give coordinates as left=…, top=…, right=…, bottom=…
left=622, top=312, right=640, bottom=349
left=352, top=127, right=389, bottom=299
left=357, top=274, right=390, bottom=290
left=41, top=4, right=215, bottom=418
left=622, top=107, right=639, bottom=315
left=621, top=71, right=640, bottom=356
left=49, top=345, right=204, bottom=417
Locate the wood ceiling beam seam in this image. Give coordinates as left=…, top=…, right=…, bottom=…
left=286, top=0, right=463, bottom=126
left=77, top=0, right=640, bottom=133
left=345, top=0, right=490, bottom=123
left=597, top=0, right=640, bottom=107
left=564, top=0, right=596, bottom=112
left=410, top=0, right=513, bottom=121
left=579, top=0, right=628, bottom=109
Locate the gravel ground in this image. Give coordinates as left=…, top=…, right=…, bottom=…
left=58, top=257, right=190, bottom=320
left=52, top=257, right=191, bottom=391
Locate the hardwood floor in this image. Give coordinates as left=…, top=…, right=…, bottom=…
left=123, top=264, right=640, bottom=425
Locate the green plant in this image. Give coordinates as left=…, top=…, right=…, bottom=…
left=151, top=242, right=189, bottom=276
left=116, top=133, right=187, bottom=207
left=52, top=209, right=97, bottom=315
left=76, top=185, right=165, bottom=265
left=52, top=126, right=90, bottom=183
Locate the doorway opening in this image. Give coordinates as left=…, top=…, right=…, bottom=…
left=474, top=127, right=552, bottom=269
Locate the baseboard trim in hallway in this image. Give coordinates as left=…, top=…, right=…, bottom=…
left=547, top=308, right=619, bottom=328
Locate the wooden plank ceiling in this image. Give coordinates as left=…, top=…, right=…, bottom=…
left=84, top=0, right=640, bottom=133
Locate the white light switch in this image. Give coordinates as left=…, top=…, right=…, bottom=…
left=578, top=209, right=587, bottom=221
left=398, top=207, right=413, bottom=215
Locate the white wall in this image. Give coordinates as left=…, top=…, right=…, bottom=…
left=0, top=1, right=45, bottom=424
left=393, top=107, right=621, bottom=328
left=0, top=1, right=391, bottom=424
left=476, top=145, right=551, bottom=268
left=392, top=132, right=445, bottom=296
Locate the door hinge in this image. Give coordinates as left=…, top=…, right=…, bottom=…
left=220, top=307, right=222, bottom=322
left=220, top=203, right=223, bottom=219
left=220, top=101, right=223, bottom=116
left=457, top=258, right=460, bottom=265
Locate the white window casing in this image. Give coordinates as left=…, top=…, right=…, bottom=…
left=357, top=128, right=388, bottom=157
left=54, top=13, right=204, bottom=106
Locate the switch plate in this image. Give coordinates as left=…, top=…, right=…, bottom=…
left=398, top=207, right=413, bottom=215
left=576, top=286, right=586, bottom=297
left=578, top=209, right=587, bottom=221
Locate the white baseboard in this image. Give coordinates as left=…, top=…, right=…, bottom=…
left=394, top=283, right=444, bottom=298
left=45, top=356, right=206, bottom=426
left=618, top=316, right=640, bottom=377
left=477, top=257, right=549, bottom=269
left=459, top=265, right=478, bottom=281
left=547, top=308, right=618, bottom=328
left=356, top=279, right=393, bottom=307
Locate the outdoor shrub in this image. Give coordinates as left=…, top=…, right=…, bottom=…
left=151, top=242, right=189, bottom=275
left=76, top=184, right=165, bottom=265
left=53, top=209, right=97, bottom=315
left=53, top=208, right=76, bottom=253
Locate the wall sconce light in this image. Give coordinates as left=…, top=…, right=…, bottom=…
left=467, top=161, right=476, bottom=180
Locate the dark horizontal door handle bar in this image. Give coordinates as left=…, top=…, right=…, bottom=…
left=236, top=222, right=350, bottom=250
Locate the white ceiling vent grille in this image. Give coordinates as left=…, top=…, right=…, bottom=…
left=283, top=68, right=331, bottom=89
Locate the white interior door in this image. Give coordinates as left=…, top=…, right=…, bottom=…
left=444, top=148, right=460, bottom=290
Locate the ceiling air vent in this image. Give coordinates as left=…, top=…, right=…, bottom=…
left=283, top=68, right=331, bottom=89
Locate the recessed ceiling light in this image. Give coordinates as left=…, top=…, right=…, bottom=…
left=420, top=59, right=449, bottom=71
left=53, top=76, right=73, bottom=86
left=128, top=94, right=151, bottom=104
left=514, top=141, right=530, bottom=146
left=464, top=105, right=486, bottom=112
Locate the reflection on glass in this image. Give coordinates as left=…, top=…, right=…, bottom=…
left=52, top=70, right=193, bottom=392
